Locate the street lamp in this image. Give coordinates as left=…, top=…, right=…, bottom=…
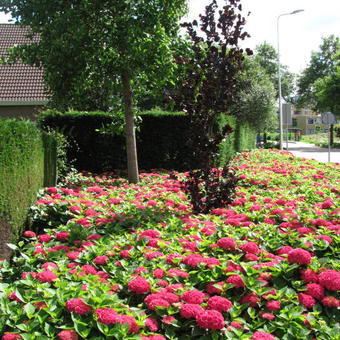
left=277, top=9, right=304, bottom=150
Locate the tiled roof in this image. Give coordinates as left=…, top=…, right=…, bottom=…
left=0, top=24, right=48, bottom=104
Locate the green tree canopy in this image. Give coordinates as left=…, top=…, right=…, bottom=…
left=254, top=41, right=295, bottom=101
left=297, top=35, right=339, bottom=109
left=314, top=52, right=340, bottom=117
left=230, top=57, right=277, bottom=133
left=0, top=0, right=188, bottom=183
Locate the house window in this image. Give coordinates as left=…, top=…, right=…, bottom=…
left=307, top=118, right=315, bottom=124
left=307, top=129, right=315, bottom=135
left=292, top=118, right=297, bottom=127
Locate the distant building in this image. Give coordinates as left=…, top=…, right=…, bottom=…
left=288, top=106, right=330, bottom=135
left=0, top=24, right=48, bottom=120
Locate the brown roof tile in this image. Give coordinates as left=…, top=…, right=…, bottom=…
left=0, top=24, right=48, bottom=103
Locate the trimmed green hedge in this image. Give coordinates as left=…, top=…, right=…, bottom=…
left=0, top=119, right=56, bottom=241
left=38, top=110, right=256, bottom=172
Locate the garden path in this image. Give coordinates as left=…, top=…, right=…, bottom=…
left=286, top=141, right=340, bottom=164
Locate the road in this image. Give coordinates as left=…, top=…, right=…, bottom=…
left=285, top=141, right=340, bottom=164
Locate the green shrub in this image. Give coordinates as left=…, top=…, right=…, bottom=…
left=334, top=124, right=340, bottom=138
left=38, top=110, right=256, bottom=172
left=0, top=119, right=56, bottom=241
left=37, top=109, right=126, bottom=173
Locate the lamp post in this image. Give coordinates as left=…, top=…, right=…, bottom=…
left=277, top=9, right=304, bottom=150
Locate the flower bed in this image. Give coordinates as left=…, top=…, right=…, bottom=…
left=0, top=149, right=339, bottom=340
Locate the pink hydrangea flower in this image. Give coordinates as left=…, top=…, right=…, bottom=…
left=321, top=296, right=339, bottom=308
left=95, top=308, right=118, bottom=324
left=66, top=298, right=91, bottom=315
left=145, top=317, right=159, bottom=331
left=305, top=283, right=324, bottom=299
left=217, top=237, right=236, bottom=250
left=226, top=275, right=245, bottom=288
left=23, top=231, right=36, bottom=238
left=181, top=290, right=205, bottom=304
left=240, top=293, right=260, bottom=307
left=298, top=293, right=316, bottom=309
left=196, top=310, right=225, bottom=330
left=287, top=248, right=312, bottom=265
left=128, top=277, right=151, bottom=294
left=251, top=331, right=275, bottom=340
left=318, top=270, right=340, bottom=291
left=38, top=234, right=52, bottom=243
left=239, top=242, right=259, bottom=254
left=94, top=255, right=109, bottom=265
left=2, top=334, right=22, bottom=340
left=180, top=304, right=205, bottom=319
left=36, top=270, right=58, bottom=283
left=56, top=329, right=79, bottom=340
left=266, top=300, right=281, bottom=311
left=207, top=296, right=232, bottom=312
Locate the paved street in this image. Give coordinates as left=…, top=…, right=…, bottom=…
left=285, top=141, right=340, bottom=164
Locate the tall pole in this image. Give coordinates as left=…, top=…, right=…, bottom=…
left=277, top=9, right=304, bottom=150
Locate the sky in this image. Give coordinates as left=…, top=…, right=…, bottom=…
left=1, top=0, right=339, bottom=74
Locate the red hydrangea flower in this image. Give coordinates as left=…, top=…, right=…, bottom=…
left=287, top=248, right=312, bottom=265
left=240, top=293, right=260, bottom=307
left=8, top=292, right=23, bottom=303
left=94, top=255, right=109, bottom=265
left=128, top=277, right=151, bottom=294
left=145, top=317, right=159, bottom=331
left=180, top=303, right=205, bottom=319
left=298, top=293, right=316, bottom=309
left=55, top=232, right=69, bottom=241
left=2, top=334, right=22, bottom=340
left=67, top=252, right=81, bottom=260
left=206, top=281, right=224, bottom=295
left=276, top=246, right=293, bottom=255
left=226, top=275, right=245, bottom=288
left=140, top=229, right=161, bottom=238
left=141, top=336, right=166, bottom=340
left=182, top=290, right=205, bottom=304
left=207, top=296, right=232, bottom=312
left=146, top=298, right=170, bottom=310
left=153, top=269, right=165, bottom=278
left=168, top=269, right=189, bottom=278
left=36, top=270, right=58, bottom=283
left=196, top=310, right=225, bottom=330
left=260, top=312, right=275, bottom=320
left=82, top=265, right=97, bottom=275
left=305, top=283, right=324, bottom=299
left=239, top=242, right=259, bottom=254
left=318, top=270, right=340, bottom=291
left=300, top=269, right=318, bottom=283
left=95, top=308, right=118, bottom=324
left=41, top=262, right=58, bottom=270
left=321, top=199, right=334, bottom=209
left=251, top=331, right=275, bottom=340
left=23, top=231, right=36, bottom=238
left=145, top=292, right=179, bottom=305
left=66, top=298, right=91, bottom=315
left=116, top=315, right=139, bottom=334
left=315, top=235, right=332, bottom=244
left=321, top=296, right=340, bottom=308
left=57, top=329, right=79, bottom=340
left=217, top=238, right=236, bottom=250
left=162, top=316, right=176, bottom=324
left=38, top=234, right=52, bottom=243
left=229, top=321, right=243, bottom=329
left=266, top=300, right=281, bottom=311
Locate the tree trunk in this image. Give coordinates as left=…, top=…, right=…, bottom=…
left=121, top=70, right=139, bottom=183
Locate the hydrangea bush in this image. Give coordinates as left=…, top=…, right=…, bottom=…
left=0, top=149, right=339, bottom=340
